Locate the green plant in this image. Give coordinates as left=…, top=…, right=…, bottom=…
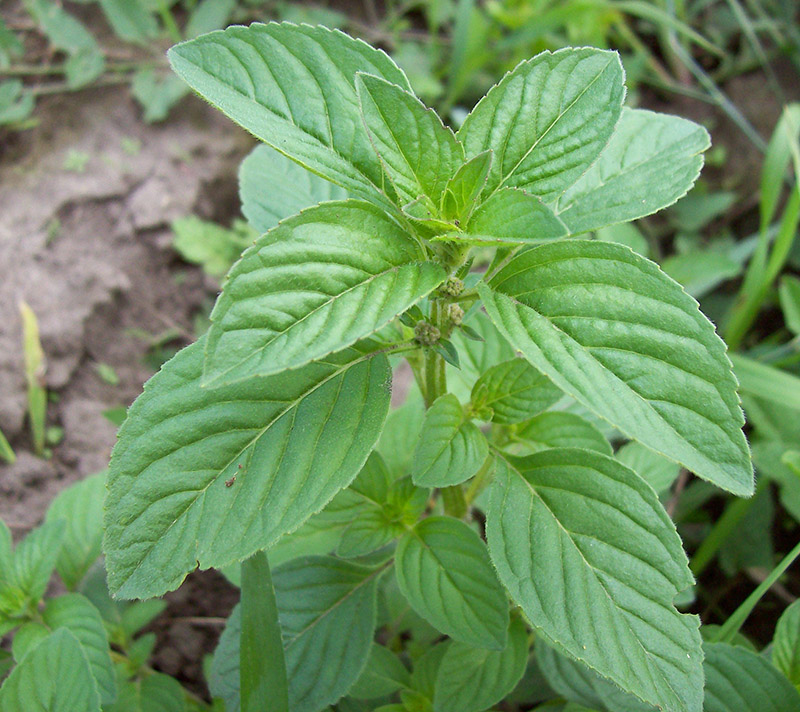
left=6, top=19, right=799, bottom=712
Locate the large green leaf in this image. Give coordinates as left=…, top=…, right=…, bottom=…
left=411, top=394, right=488, bottom=487
left=704, top=642, right=800, bottom=712
left=773, top=600, right=800, bottom=690
left=210, top=556, right=383, bottom=712
left=513, top=411, right=612, bottom=455
left=0, top=629, right=101, bottom=712
left=104, top=338, right=390, bottom=599
left=168, top=23, right=411, bottom=208
left=556, top=108, right=709, bottom=234
left=471, top=358, right=562, bottom=424
left=45, top=473, right=105, bottom=589
left=432, top=618, right=528, bottom=712
left=239, top=144, right=348, bottom=235
left=105, top=673, right=185, bottom=712
left=42, top=594, right=115, bottom=704
left=486, top=449, right=703, bottom=712
left=350, top=644, right=411, bottom=699
left=457, top=48, right=624, bottom=203
left=479, top=240, right=752, bottom=495
left=454, top=187, right=568, bottom=244
left=356, top=73, right=462, bottom=206
left=395, top=516, right=509, bottom=650
left=203, top=200, right=444, bottom=385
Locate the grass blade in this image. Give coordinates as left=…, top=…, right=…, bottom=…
left=19, top=300, right=46, bottom=456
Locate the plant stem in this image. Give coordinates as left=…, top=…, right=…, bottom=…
left=422, top=300, right=447, bottom=408
left=240, top=551, right=288, bottom=712
left=157, top=1, right=183, bottom=44
left=441, top=485, right=467, bottom=518
left=712, top=537, right=800, bottom=643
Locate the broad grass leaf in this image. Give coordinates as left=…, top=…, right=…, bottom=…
left=411, top=394, right=488, bottom=487
left=239, top=144, right=348, bottom=235
left=0, top=629, right=101, bottom=712
left=704, top=642, right=800, bottom=712
left=457, top=48, right=624, bottom=203
left=556, top=108, right=710, bottom=235
left=356, top=73, right=463, bottom=206
left=432, top=618, right=528, bottom=712
left=168, top=22, right=411, bottom=208
left=486, top=449, right=703, bottom=712
left=479, top=240, right=753, bottom=495
left=395, top=516, right=508, bottom=649
left=210, top=556, right=383, bottom=712
left=104, top=338, right=390, bottom=599
left=203, top=200, right=445, bottom=385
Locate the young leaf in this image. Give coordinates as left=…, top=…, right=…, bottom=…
left=704, top=642, right=800, bottom=712
left=130, top=69, right=189, bottom=123
left=411, top=394, right=489, bottom=487
left=104, top=338, right=391, bottom=599
left=0, top=628, right=101, bottom=712
left=514, top=412, right=612, bottom=455
left=349, top=644, right=411, bottom=699
left=471, top=358, right=562, bottom=424
left=11, top=519, right=64, bottom=609
left=210, top=556, right=383, bottom=712
left=42, top=594, right=116, bottom=704
left=203, top=200, right=445, bottom=385
left=457, top=48, right=625, bottom=203
left=452, top=187, right=568, bottom=244
left=479, top=240, right=753, bottom=496
left=395, top=516, right=509, bottom=650
left=486, top=450, right=703, bottom=712
left=432, top=617, right=528, bottom=712
left=356, top=73, right=463, bottom=207
left=239, top=144, right=348, bottom=235
left=441, top=151, right=492, bottom=221
left=556, top=108, right=710, bottom=235
left=44, top=472, right=106, bottom=589
left=773, top=599, right=800, bottom=689
left=168, top=22, right=412, bottom=208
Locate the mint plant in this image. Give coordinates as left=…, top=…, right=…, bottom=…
left=77, top=20, right=800, bottom=712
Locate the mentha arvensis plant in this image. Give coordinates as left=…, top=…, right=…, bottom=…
left=102, top=22, right=756, bottom=712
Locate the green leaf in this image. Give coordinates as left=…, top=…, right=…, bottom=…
left=131, top=68, right=189, bottom=123
left=556, top=109, right=710, bottom=235
left=378, top=388, right=425, bottom=476
left=185, top=0, right=236, bottom=39
left=98, top=0, right=158, bottom=44
left=479, top=240, right=753, bottom=496
left=537, top=642, right=655, bottom=712
left=453, top=188, right=568, bottom=244
left=42, top=594, right=116, bottom=704
left=0, top=80, right=34, bottom=126
left=616, top=442, right=680, bottom=494
left=395, top=516, right=509, bottom=650
left=239, top=144, right=348, bottom=235
left=44, top=473, right=105, bottom=589
left=513, top=412, right=611, bottom=455
left=773, top=599, right=800, bottom=690
left=486, top=449, right=703, bottom=712
left=0, top=629, right=101, bottom=712
left=411, top=394, right=488, bottom=487
left=10, top=519, right=64, bottom=608
left=356, top=73, right=462, bottom=207
left=432, top=617, right=528, bottom=712
left=203, top=200, right=444, bottom=385
left=779, top=275, right=800, bottom=335
left=104, top=337, right=391, bottom=599
left=441, top=151, right=492, bottom=222
left=704, top=642, right=800, bottom=712
left=349, top=644, right=411, bottom=699
left=105, top=673, right=185, bottom=712
left=471, top=358, right=562, bottom=424
left=168, top=23, right=411, bottom=208
left=0, top=426, right=15, bottom=464
left=732, top=354, right=800, bottom=413
left=661, top=250, right=741, bottom=300
left=172, top=215, right=252, bottom=278
left=210, top=556, right=383, bottom=712
left=457, top=48, right=624, bottom=203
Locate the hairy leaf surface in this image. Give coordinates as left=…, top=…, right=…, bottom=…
left=486, top=449, right=703, bottom=712
left=104, top=338, right=390, bottom=599
left=557, top=108, right=710, bottom=234
left=356, top=73, right=462, bottom=206
left=168, top=22, right=411, bottom=207
left=239, top=144, right=348, bottom=234
left=479, top=240, right=752, bottom=495
left=204, top=200, right=444, bottom=384
left=395, top=516, right=508, bottom=649
left=458, top=48, right=624, bottom=202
